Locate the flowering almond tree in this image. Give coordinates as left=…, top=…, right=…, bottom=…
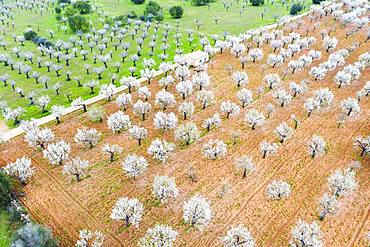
left=152, top=175, right=179, bottom=204
left=138, top=225, right=178, bottom=247
left=221, top=225, right=255, bottom=247
left=4, top=157, right=35, bottom=184
left=63, top=157, right=90, bottom=182
left=111, top=197, right=144, bottom=228
left=183, top=194, right=213, bottom=231
left=147, top=138, right=175, bottom=163
left=43, top=140, right=71, bottom=166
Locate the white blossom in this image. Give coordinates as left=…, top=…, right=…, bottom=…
left=275, top=122, right=294, bottom=143
left=99, top=83, right=116, bottom=101
left=138, top=86, right=151, bottom=101
left=76, top=229, right=104, bottom=247
left=202, top=113, right=222, bottom=131
left=220, top=101, right=240, bottom=119
left=221, top=225, right=255, bottom=247
left=354, top=135, right=370, bottom=157
left=74, top=127, right=101, bottom=148
left=183, top=194, right=212, bottom=231
left=155, top=90, right=176, bottom=109
left=235, top=156, right=255, bottom=178
left=43, top=140, right=71, bottom=166
left=152, top=176, right=179, bottom=203
left=175, top=122, right=199, bottom=145
left=138, top=224, right=178, bottom=247
left=308, top=135, right=326, bottom=158
left=63, top=157, right=89, bottom=182
left=116, top=93, right=132, bottom=110
left=111, top=197, right=143, bottom=228
left=260, top=141, right=278, bottom=158
left=328, top=168, right=357, bottom=197
left=4, top=157, right=35, bottom=184
left=176, top=80, right=193, bottom=100
left=107, top=110, right=131, bottom=133
left=102, top=144, right=123, bottom=162
left=340, top=97, right=360, bottom=117
left=244, top=109, right=265, bottom=130
left=232, top=71, right=248, bottom=88
left=196, top=90, right=214, bottom=109
left=273, top=90, right=292, bottom=107
left=192, top=72, right=210, bottom=90
left=289, top=220, right=323, bottom=247
left=323, top=36, right=338, bottom=52
left=266, top=180, right=291, bottom=200
left=133, top=100, right=151, bottom=120
left=203, top=140, right=227, bottom=160
left=153, top=112, right=178, bottom=131
left=25, top=127, right=54, bottom=149
left=178, top=102, right=195, bottom=120
left=122, top=154, right=148, bottom=178
left=129, top=125, right=148, bottom=146
left=237, top=88, right=253, bottom=108
left=318, top=193, right=339, bottom=220
left=264, top=74, right=281, bottom=90
left=147, top=138, right=175, bottom=163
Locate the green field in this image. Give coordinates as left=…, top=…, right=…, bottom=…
left=94, top=0, right=311, bottom=35
left=0, top=210, right=12, bottom=247
left=0, top=0, right=310, bottom=127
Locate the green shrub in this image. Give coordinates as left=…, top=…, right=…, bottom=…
left=290, top=3, right=303, bottom=15
left=131, top=0, right=145, bottom=4
left=169, top=6, right=184, bottom=19
left=65, top=6, right=78, bottom=17
left=55, top=14, right=62, bottom=21
left=154, top=12, right=164, bottom=21
left=250, top=0, right=264, bottom=6
left=0, top=172, right=12, bottom=209
left=68, top=15, right=89, bottom=32
left=127, top=11, right=138, bottom=18
left=73, top=1, right=92, bottom=14
left=54, top=7, right=62, bottom=14
left=12, top=223, right=58, bottom=247
left=144, top=1, right=161, bottom=16
left=57, top=0, right=71, bottom=4
left=23, top=29, right=38, bottom=41
left=191, top=0, right=210, bottom=6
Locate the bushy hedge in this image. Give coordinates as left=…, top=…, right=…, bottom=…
left=250, top=0, right=264, bottom=6
left=144, top=1, right=161, bottom=16
left=11, top=223, right=58, bottom=247
left=169, top=6, right=184, bottom=19
left=131, top=0, right=145, bottom=4
left=23, top=29, right=38, bottom=41
left=23, top=29, right=54, bottom=47
left=73, top=1, right=92, bottom=14
left=0, top=172, right=12, bottom=209
left=191, top=0, right=210, bottom=6
left=68, top=15, right=90, bottom=32
left=290, top=3, right=303, bottom=15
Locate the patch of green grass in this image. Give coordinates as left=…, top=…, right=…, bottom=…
left=0, top=210, right=12, bottom=247
left=95, top=0, right=311, bottom=35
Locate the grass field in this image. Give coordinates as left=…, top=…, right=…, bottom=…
left=0, top=210, right=12, bottom=247
left=94, top=0, right=311, bottom=35
left=0, top=1, right=201, bottom=126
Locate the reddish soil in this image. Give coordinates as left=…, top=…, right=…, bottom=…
left=0, top=14, right=369, bottom=246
